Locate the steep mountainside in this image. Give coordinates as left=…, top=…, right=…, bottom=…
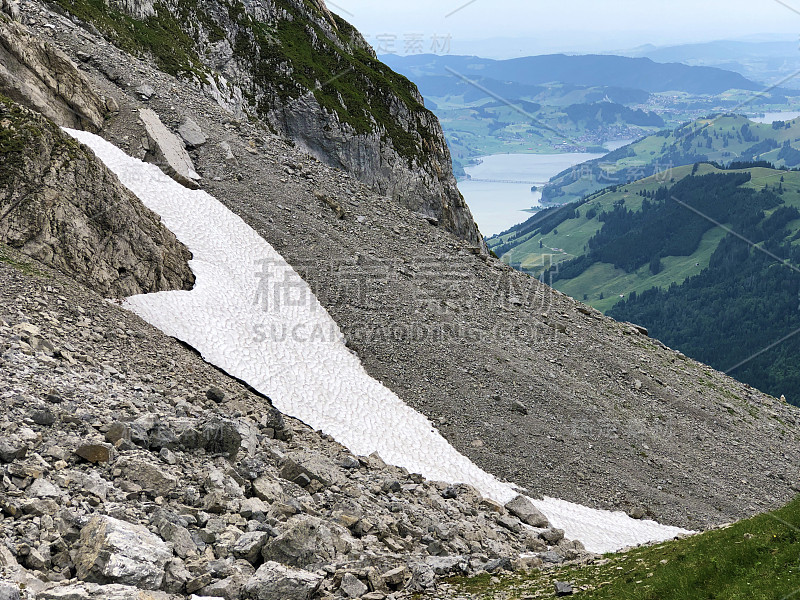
left=46, top=0, right=484, bottom=248
left=0, top=247, right=573, bottom=599
left=17, top=0, right=799, bottom=531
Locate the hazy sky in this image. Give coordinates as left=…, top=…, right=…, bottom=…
left=327, top=0, right=800, bottom=56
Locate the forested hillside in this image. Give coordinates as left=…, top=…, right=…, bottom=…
left=490, top=164, right=800, bottom=403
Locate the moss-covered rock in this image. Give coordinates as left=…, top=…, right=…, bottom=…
left=0, top=95, right=195, bottom=297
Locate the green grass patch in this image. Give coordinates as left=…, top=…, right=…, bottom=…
left=449, top=496, right=800, bottom=600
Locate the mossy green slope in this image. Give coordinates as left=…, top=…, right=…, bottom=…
left=51, top=0, right=435, bottom=165
left=449, top=495, right=800, bottom=600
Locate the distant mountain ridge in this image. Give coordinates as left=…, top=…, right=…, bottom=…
left=617, top=39, right=800, bottom=89
left=382, top=53, right=764, bottom=95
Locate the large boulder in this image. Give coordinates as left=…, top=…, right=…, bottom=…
left=139, top=108, right=200, bottom=189
left=0, top=583, right=19, bottom=600
left=115, top=457, right=178, bottom=496
left=505, top=495, right=550, bottom=528
left=280, top=451, right=347, bottom=489
left=74, top=515, right=172, bottom=590
left=261, top=515, right=353, bottom=570
left=242, top=562, right=322, bottom=600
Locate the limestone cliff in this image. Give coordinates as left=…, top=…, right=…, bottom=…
left=48, top=0, right=486, bottom=248
left=0, top=96, right=195, bottom=297
left=0, top=13, right=108, bottom=131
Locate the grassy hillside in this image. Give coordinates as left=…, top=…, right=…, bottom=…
left=447, top=495, right=800, bottom=600
left=490, top=162, right=800, bottom=303
left=541, top=114, right=800, bottom=205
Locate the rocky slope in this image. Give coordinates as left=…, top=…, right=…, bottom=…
left=0, top=247, right=585, bottom=600
left=44, top=0, right=484, bottom=248
left=7, top=0, right=799, bottom=531
left=0, top=95, right=195, bottom=298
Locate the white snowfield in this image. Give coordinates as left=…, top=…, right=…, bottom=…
left=65, top=129, right=690, bottom=554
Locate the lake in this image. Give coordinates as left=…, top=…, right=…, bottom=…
left=750, top=111, right=800, bottom=124
left=459, top=145, right=630, bottom=236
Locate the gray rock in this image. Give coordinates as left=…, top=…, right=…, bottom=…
left=159, top=447, right=177, bottom=465
left=243, top=561, right=323, bottom=600
left=179, top=118, right=208, bottom=148
left=158, top=521, right=197, bottom=559
left=629, top=507, right=647, bottom=520
left=163, top=558, right=191, bottom=593
left=280, top=451, right=346, bottom=489
left=340, top=572, right=368, bottom=598
left=115, top=457, right=178, bottom=496
left=251, top=476, right=285, bottom=504
left=74, top=515, right=172, bottom=589
left=139, top=108, right=201, bottom=189
left=206, top=421, right=242, bottom=458
left=28, top=478, right=60, bottom=498
left=201, top=575, right=246, bottom=600
left=505, top=495, right=549, bottom=528
left=555, top=581, right=574, bottom=596
left=105, top=422, right=132, bottom=444
left=540, top=527, right=565, bottom=544
left=206, top=386, right=225, bottom=403
left=75, top=443, right=113, bottom=464
left=423, top=556, right=467, bottom=576
left=31, top=408, right=55, bottom=425
left=540, top=551, right=564, bottom=564
left=511, top=400, right=529, bottom=415
left=220, top=141, right=237, bottom=166
left=0, top=436, right=26, bottom=462
left=148, top=424, right=178, bottom=450
left=37, top=583, right=172, bottom=599
left=382, top=566, right=409, bottom=588
left=232, top=531, right=270, bottom=564
left=0, top=583, right=20, bottom=600
left=261, top=515, right=352, bottom=569
left=135, top=84, right=155, bottom=100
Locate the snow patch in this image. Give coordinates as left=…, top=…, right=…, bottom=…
left=64, top=129, right=690, bottom=553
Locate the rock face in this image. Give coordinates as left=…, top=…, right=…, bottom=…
left=53, top=0, right=485, bottom=249
left=0, top=15, right=106, bottom=131
left=74, top=515, right=172, bottom=590
left=0, top=97, right=195, bottom=297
